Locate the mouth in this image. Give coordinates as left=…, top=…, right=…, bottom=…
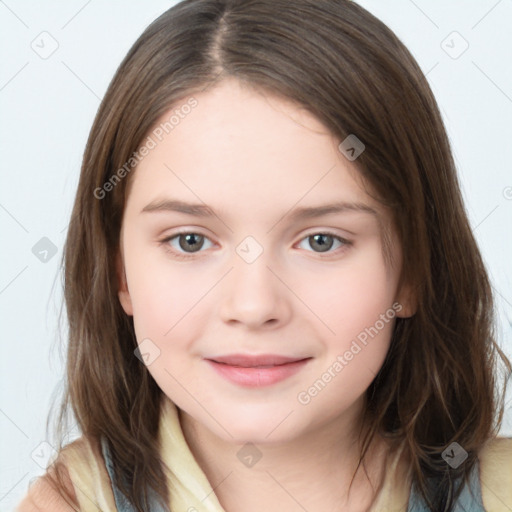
left=205, top=354, right=312, bottom=387
left=206, top=354, right=311, bottom=367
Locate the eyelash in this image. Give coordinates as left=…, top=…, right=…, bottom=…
left=159, top=230, right=352, bottom=260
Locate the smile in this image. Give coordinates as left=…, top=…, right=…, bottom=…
left=205, top=356, right=312, bottom=387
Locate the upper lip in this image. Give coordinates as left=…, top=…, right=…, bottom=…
left=206, top=354, right=311, bottom=367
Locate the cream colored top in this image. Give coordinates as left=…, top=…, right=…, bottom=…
left=19, top=396, right=512, bottom=511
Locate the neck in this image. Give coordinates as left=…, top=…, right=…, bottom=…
left=178, top=399, right=390, bottom=512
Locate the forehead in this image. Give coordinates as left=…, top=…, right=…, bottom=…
left=127, top=79, right=379, bottom=220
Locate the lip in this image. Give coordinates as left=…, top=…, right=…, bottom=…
left=208, top=353, right=308, bottom=367
left=205, top=354, right=312, bottom=387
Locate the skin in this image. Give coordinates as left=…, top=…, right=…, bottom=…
left=117, top=78, right=414, bottom=511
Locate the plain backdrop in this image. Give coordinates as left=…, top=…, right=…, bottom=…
left=1, top=1, right=511, bottom=510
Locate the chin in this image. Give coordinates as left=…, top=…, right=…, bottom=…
left=209, top=408, right=302, bottom=444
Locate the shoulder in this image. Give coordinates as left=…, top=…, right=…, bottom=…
left=478, top=436, right=512, bottom=511
left=15, top=467, right=78, bottom=511
left=16, top=436, right=112, bottom=512
left=478, top=436, right=512, bottom=473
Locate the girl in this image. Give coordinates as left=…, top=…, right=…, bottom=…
left=17, top=0, right=512, bottom=511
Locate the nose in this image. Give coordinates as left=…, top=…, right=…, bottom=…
left=218, top=245, right=292, bottom=330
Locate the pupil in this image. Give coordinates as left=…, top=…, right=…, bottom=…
left=311, top=234, right=333, bottom=252
left=180, top=233, right=203, bottom=252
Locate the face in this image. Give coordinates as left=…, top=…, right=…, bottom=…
left=117, top=78, right=411, bottom=445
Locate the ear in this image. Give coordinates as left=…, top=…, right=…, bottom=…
left=116, top=251, right=133, bottom=316
left=394, top=281, right=417, bottom=318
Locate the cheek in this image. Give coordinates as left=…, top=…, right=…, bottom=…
left=310, top=243, right=398, bottom=337
left=298, top=243, right=397, bottom=389
left=124, top=244, right=213, bottom=345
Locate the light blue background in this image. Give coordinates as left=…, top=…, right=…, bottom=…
left=1, top=1, right=511, bottom=509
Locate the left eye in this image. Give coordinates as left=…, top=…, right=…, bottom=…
left=297, top=233, right=348, bottom=253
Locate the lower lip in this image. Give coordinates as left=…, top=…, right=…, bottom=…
left=205, top=359, right=311, bottom=387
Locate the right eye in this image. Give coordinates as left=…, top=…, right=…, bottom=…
left=160, top=231, right=215, bottom=259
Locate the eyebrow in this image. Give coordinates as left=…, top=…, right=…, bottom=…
left=141, top=198, right=378, bottom=221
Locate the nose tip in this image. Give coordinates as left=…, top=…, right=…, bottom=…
left=218, top=249, right=290, bottom=329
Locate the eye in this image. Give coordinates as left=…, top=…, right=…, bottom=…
left=160, top=230, right=351, bottom=260
left=296, top=232, right=351, bottom=254
left=161, top=231, right=214, bottom=258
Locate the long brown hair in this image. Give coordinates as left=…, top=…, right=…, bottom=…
left=47, top=0, right=511, bottom=510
